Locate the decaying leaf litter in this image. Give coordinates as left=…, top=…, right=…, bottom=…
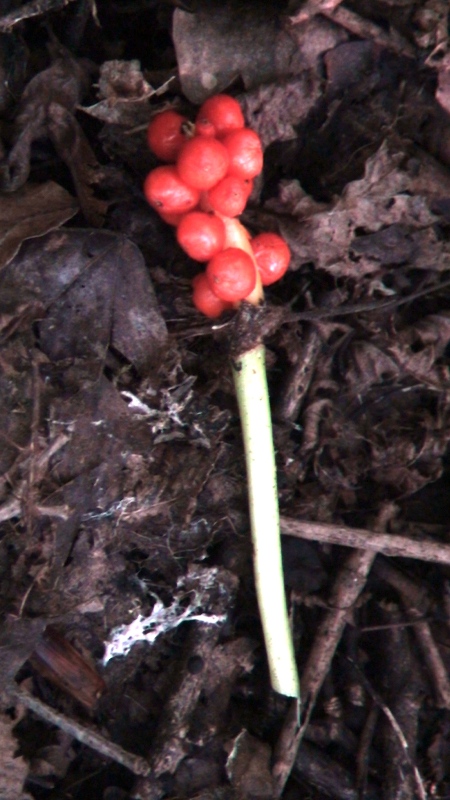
left=1, top=0, right=450, bottom=797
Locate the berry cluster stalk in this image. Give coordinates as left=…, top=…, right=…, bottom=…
left=232, top=344, right=300, bottom=699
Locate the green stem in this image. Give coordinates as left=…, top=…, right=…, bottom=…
left=232, top=344, right=300, bottom=699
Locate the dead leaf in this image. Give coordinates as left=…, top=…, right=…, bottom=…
left=240, top=76, right=321, bottom=151
left=82, top=59, right=157, bottom=126
left=0, top=229, right=168, bottom=372
left=0, top=0, right=78, bottom=32
left=0, top=56, right=105, bottom=225
left=0, top=182, right=78, bottom=271
left=29, top=626, right=105, bottom=710
left=274, top=142, right=443, bottom=276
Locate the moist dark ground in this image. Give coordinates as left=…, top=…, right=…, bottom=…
left=2, top=1, right=450, bottom=799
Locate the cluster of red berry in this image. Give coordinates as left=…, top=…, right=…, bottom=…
left=144, top=95, right=290, bottom=318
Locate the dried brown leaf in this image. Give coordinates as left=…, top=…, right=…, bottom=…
left=0, top=182, right=78, bottom=271
left=0, top=56, right=105, bottom=224
left=46, top=103, right=107, bottom=226
left=275, top=143, right=445, bottom=276
left=83, top=60, right=157, bottom=126
left=0, top=229, right=168, bottom=372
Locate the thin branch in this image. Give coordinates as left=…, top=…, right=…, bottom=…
left=347, top=659, right=426, bottom=800
left=280, top=516, right=450, bottom=566
left=374, top=559, right=450, bottom=709
left=9, top=684, right=151, bottom=776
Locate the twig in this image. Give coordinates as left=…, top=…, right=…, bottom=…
left=272, top=504, right=396, bottom=797
left=150, top=625, right=223, bottom=777
left=0, top=433, right=69, bottom=523
left=374, top=559, right=450, bottom=709
left=289, top=0, right=343, bottom=26
left=8, top=684, right=150, bottom=776
left=356, top=703, right=379, bottom=797
left=371, top=602, right=423, bottom=800
left=280, top=516, right=450, bottom=566
left=347, top=658, right=426, bottom=800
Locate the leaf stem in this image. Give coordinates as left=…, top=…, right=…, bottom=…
left=232, top=344, right=300, bottom=698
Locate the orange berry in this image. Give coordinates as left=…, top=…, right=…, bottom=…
left=143, top=166, right=200, bottom=214
left=222, top=128, right=263, bottom=180
left=177, top=211, right=226, bottom=262
left=147, top=110, right=188, bottom=162
left=192, top=273, right=231, bottom=317
left=177, top=136, right=230, bottom=190
left=206, top=247, right=256, bottom=302
left=251, top=232, right=291, bottom=285
left=196, top=94, right=245, bottom=138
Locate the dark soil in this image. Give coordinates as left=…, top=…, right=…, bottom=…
left=1, top=1, right=450, bottom=799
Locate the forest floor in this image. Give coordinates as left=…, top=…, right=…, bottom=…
left=1, top=1, right=450, bottom=798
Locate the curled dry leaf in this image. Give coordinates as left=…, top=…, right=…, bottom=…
left=273, top=142, right=447, bottom=276
left=0, top=56, right=105, bottom=225
left=82, top=59, right=157, bottom=126
left=0, top=181, right=78, bottom=271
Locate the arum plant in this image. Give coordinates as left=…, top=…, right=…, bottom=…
left=144, top=95, right=300, bottom=700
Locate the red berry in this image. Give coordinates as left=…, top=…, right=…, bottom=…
left=207, top=174, right=253, bottom=217
left=159, top=210, right=184, bottom=226
left=177, top=136, right=230, bottom=190
left=147, top=110, right=188, bottom=162
left=196, top=94, right=245, bottom=138
left=251, top=232, right=291, bottom=286
left=206, top=247, right=256, bottom=302
left=195, top=119, right=216, bottom=138
left=192, top=273, right=231, bottom=318
left=143, top=166, right=200, bottom=214
left=222, top=128, right=263, bottom=180
left=177, top=211, right=226, bottom=262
